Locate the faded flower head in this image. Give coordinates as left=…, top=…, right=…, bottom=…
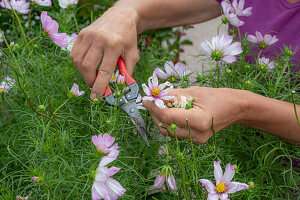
left=258, top=57, right=275, bottom=72
left=92, top=133, right=119, bottom=154
left=91, top=150, right=126, bottom=200
left=32, top=0, right=52, bottom=6
left=247, top=31, right=278, bottom=49
left=0, top=76, right=15, bottom=93
left=199, top=161, right=250, bottom=200
left=142, top=72, right=175, bottom=109
left=154, top=61, right=191, bottom=82
left=221, top=1, right=244, bottom=27
left=200, top=33, right=242, bottom=64
left=69, top=83, right=84, bottom=97
left=62, top=33, right=77, bottom=52
left=0, top=0, right=30, bottom=14
left=58, top=0, right=78, bottom=9
left=41, top=11, right=67, bottom=47
left=16, top=191, right=32, bottom=200
left=31, top=176, right=39, bottom=183
left=154, top=164, right=177, bottom=191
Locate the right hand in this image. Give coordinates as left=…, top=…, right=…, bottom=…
left=70, top=6, right=139, bottom=100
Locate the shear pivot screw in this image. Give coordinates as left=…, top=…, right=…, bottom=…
left=130, top=108, right=134, bottom=113
left=127, top=94, right=131, bottom=98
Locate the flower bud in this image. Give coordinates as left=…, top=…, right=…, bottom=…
left=245, top=80, right=252, bottom=87
left=170, top=124, right=178, bottom=131
left=38, top=105, right=46, bottom=111
left=105, top=120, right=111, bottom=124
left=93, top=98, right=99, bottom=104
left=248, top=181, right=255, bottom=189
left=225, top=69, right=232, bottom=75
left=245, top=65, right=251, bottom=70
left=234, top=164, right=238, bottom=170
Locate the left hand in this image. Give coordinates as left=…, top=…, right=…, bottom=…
left=142, top=87, right=248, bottom=143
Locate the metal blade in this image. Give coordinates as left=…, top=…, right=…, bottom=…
left=120, top=102, right=149, bottom=146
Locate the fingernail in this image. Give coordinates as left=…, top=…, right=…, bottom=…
left=90, top=93, right=97, bottom=101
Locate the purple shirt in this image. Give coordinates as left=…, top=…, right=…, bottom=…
left=216, top=0, right=300, bottom=66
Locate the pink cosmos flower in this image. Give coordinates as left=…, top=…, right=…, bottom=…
left=231, top=0, right=252, bottom=16
left=116, top=75, right=125, bottom=85
left=258, top=57, right=275, bottom=72
left=41, top=11, right=67, bottom=47
left=69, top=83, right=84, bottom=97
left=221, top=1, right=244, bottom=27
left=92, top=133, right=119, bottom=154
left=154, top=61, right=191, bottom=81
left=247, top=31, right=278, bottom=49
left=142, top=72, right=175, bottom=109
left=110, top=70, right=119, bottom=83
left=31, top=176, right=39, bottom=183
left=62, top=33, right=77, bottom=52
left=200, top=33, right=242, bottom=64
left=154, top=164, right=177, bottom=191
left=32, top=0, right=52, bottom=6
left=58, top=0, right=78, bottom=9
left=199, top=161, right=250, bottom=200
left=92, top=150, right=126, bottom=200
left=0, top=0, right=30, bottom=14
left=0, top=76, right=15, bottom=93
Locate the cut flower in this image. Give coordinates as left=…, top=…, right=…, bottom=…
left=199, top=161, right=250, bottom=200
left=142, top=72, right=175, bottom=109
left=69, top=83, right=84, bottom=97
left=200, top=33, right=242, bottom=64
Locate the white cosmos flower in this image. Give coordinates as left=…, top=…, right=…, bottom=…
left=58, top=0, right=78, bottom=8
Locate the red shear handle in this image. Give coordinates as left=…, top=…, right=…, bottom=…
left=103, top=85, right=112, bottom=97
left=117, top=57, right=136, bottom=85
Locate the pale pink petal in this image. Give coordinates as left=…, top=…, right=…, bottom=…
left=242, top=7, right=252, bottom=16
left=142, top=84, right=151, bottom=95
left=107, top=143, right=119, bottom=153
left=92, top=135, right=99, bottom=147
left=106, top=178, right=126, bottom=197
left=222, top=163, right=235, bottom=184
left=200, top=40, right=213, bottom=54
left=107, top=166, right=121, bottom=176
left=226, top=182, right=250, bottom=194
left=142, top=96, right=155, bottom=101
left=152, top=73, right=159, bottom=88
left=92, top=181, right=108, bottom=200
left=219, top=193, right=229, bottom=200
left=154, top=175, right=165, bottom=187
left=221, top=55, right=236, bottom=64
left=214, top=161, right=223, bottom=185
left=102, top=133, right=115, bottom=148
left=207, top=193, right=219, bottom=200
left=167, top=175, right=177, bottom=190
left=100, top=150, right=119, bottom=167
left=154, top=98, right=166, bottom=109
left=199, top=179, right=216, bottom=194
left=256, top=31, right=264, bottom=42
left=247, top=35, right=258, bottom=43
left=154, top=68, right=168, bottom=79
left=164, top=61, right=176, bottom=76
left=160, top=95, right=176, bottom=101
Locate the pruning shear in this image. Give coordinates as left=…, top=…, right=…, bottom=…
left=101, top=57, right=150, bottom=146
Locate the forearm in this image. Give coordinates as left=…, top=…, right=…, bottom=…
left=240, top=91, right=300, bottom=144
left=114, top=0, right=221, bottom=33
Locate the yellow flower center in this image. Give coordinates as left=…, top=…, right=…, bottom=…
left=216, top=182, right=227, bottom=193
left=111, top=75, right=117, bottom=81
left=152, top=88, right=160, bottom=97
left=0, top=88, right=4, bottom=92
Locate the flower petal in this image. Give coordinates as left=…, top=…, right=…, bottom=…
left=199, top=179, right=216, bottom=194
left=219, top=193, right=229, bottom=200
left=154, top=68, right=168, bottom=79
left=142, top=84, right=151, bottom=95
left=222, top=163, right=235, bottom=184
left=208, top=193, right=219, bottom=200
left=154, top=98, right=166, bottom=109
left=167, top=175, right=177, bottom=190
left=100, top=150, right=119, bottom=167
left=226, top=182, right=250, bottom=194
left=214, top=161, right=223, bottom=185
left=154, top=175, right=165, bottom=188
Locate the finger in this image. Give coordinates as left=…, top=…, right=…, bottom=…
left=90, top=49, right=120, bottom=100
left=143, top=100, right=198, bottom=128
left=124, top=48, right=139, bottom=75
left=70, top=31, right=94, bottom=76
left=81, top=44, right=103, bottom=87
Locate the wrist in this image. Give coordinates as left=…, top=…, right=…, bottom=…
left=232, top=89, right=252, bottom=125
left=113, top=0, right=144, bottom=33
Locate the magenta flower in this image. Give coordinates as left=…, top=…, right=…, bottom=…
left=31, top=176, right=39, bottom=183
left=92, top=150, right=126, bottom=200
left=247, top=31, right=278, bottom=49
left=41, top=11, right=67, bottom=47
left=199, top=161, right=250, bottom=200
left=0, top=0, right=30, bottom=14
left=154, top=164, right=177, bottom=191
left=154, top=61, right=191, bottom=81
left=32, top=0, right=51, bottom=6
left=92, top=133, right=119, bottom=154
left=58, top=0, right=78, bottom=9
left=0, top=76, right=15, bottom=93
left=142, top=72, right=175, bottom=109
left=69, top=83, right=84, bottom=97
left=62, top=33, right=77, bottom=52
left=258, top=57, right=275, bottom=72
left=200, top=33, right=242, bottom=64
left=221, top=1, right=244, bottom=27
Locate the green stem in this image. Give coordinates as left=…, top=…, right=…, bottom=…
left=210, top=61, right=216, bottom=88
left=231, top=63, right=242, bottom=84
left=54, top=98, right=70, bottom=114
left=291, top=91, right=300, bottom=127
left=256, top=50, right=262, bottom=63
left=236, top=27, right=242, bottom=42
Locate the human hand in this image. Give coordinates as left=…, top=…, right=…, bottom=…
left=143, top=87, right=248, bottom=143
left=70, top=6, right=139, bottom=100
